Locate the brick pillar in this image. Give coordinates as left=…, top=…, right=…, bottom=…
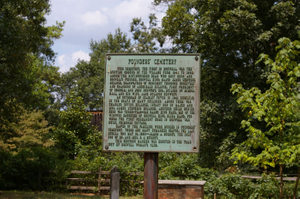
left=158, top=180, right=206, bottom=199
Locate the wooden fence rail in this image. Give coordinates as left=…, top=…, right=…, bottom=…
left=67, top=168, right=110, bottom=193
left=241, top=175, right=297, bottom=181
left=47, top=167, right=115, bottom=194
left=44, top=167, right=143, bottom=194
left=44, top=168, right=298, bottom=197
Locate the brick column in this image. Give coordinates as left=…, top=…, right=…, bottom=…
left=158, top=180, right=206, bottom=199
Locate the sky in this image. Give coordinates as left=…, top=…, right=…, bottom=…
left=46, top=0, right=166, bottom=73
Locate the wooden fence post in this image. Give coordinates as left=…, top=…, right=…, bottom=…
left=98, top=167, right=102, bottom=195
left=110, top=166, right=120, bottom=199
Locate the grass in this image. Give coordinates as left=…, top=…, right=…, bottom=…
left=0, top=191, right=142, bottom=199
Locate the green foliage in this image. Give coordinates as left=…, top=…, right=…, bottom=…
left=206, top=174, right=255, bottom=198
left=106, top=152, right=143, bottom=173
left=0, top=0, right=63, bottom=192
left=130, top=14, right=165, bottom=53
left=0, top=148, right=58, bottom=190
left=106, top=152, right=144, bottom=196
left=58, top=94, right=93, bottom=142
left=154, top=0, right=300, bottom=167
left=66, top=152, right=143, bottom=196
left=53, top=93, right=99, bottom=159
left=157, top=153, right=294, bottom=198
left=28, top=56, right=61, bottom=110
left=199, top=100, right=226, bottom=168
left=0, top=0, right=63, bottom=139
left=159, top=153, right=218, bottom=181
left=231, top=38, right=300, bottom=168
left=217, top=132, right=238, bottom=170
left=250, top=174, right=279, bottom=199
left=205, top=173, right=299, bottom=198
left=231, top=37, right=300, bottom=197
left=0, top=108, right=54, bottom=153
left=0, top=0, right=52, bottom=63
left=0, top=55, right=61, bottom=134
left=3, top=0, right=300, bottom=197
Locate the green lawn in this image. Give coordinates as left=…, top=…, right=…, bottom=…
left=0, top=191, right=142, bottom=199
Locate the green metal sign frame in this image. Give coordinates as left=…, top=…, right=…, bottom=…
left=102, top=54, right=200, bottom=152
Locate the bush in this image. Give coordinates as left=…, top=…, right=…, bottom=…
left=0, top=148, right=57, bottom=191
left=159, top=153, right=218, bottom=181
left=206, top=174, right=255, bottom=198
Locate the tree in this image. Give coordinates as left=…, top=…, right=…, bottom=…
left=153, top=0, right=300, bottom=167
left=0, top=108, right=54, bottom=153
left=0, top=0, right=63, bottom=132
left=0, top=0, right=53, bottom=64
left=231, top=38, right=300, bottom=199
left=59, top=28, right=131, bottom=110
left=53, top=93, right=100, bottom=159
left=130, top=14, right=166, bottom=53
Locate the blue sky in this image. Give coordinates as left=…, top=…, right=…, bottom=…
left=46, top=0, right=166, bottom=73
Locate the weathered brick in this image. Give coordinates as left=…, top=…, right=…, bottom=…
left=158, top=180, right=205, bottom=199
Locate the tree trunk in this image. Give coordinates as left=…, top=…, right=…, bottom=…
left=293, top=167, right=300, bottom=199
left=279, top=164, right=284, bottom=199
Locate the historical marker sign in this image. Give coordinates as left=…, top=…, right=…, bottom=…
left=103, top=54, right=200, bottom=152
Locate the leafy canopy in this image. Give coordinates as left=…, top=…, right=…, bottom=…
left=0, top=0, right=63, bottom=132
left=154, top=0, right=300, bottom=167
left=231, top=37, right=300, bottom=169
left=0, top=108, right=53, bottom=153
left=231, top=37, right=300, bottom=198
left=53, top=93, right=99, bottom=159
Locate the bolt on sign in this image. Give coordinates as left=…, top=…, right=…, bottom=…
left=103, top=54, right=200, bottom=152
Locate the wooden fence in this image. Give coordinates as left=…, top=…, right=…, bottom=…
left=43, top=168, right=298, bottom=196
left=66, top=168, right=110, bottom=193
left=44, top=167, right=143, bottom=195
left=47, top=167, right=121, bottom=194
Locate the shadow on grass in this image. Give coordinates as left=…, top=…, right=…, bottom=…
left=0, top=191, right=142, bottom=199
left=0, top=191, right=108, bottom=199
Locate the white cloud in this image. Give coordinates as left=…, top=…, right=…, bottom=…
left=56, top=51, right=90, bottom=73
left=57, top=54, right=70, bottom=73
left=47, top=0, right=165, bottom=73
left=71, top=50, right=90, bottom=63
left=57, top=54, right=66, bottom=66
left=81, top=10, right=108, bottom=26
left=111, top=0, right=153, bottom=24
